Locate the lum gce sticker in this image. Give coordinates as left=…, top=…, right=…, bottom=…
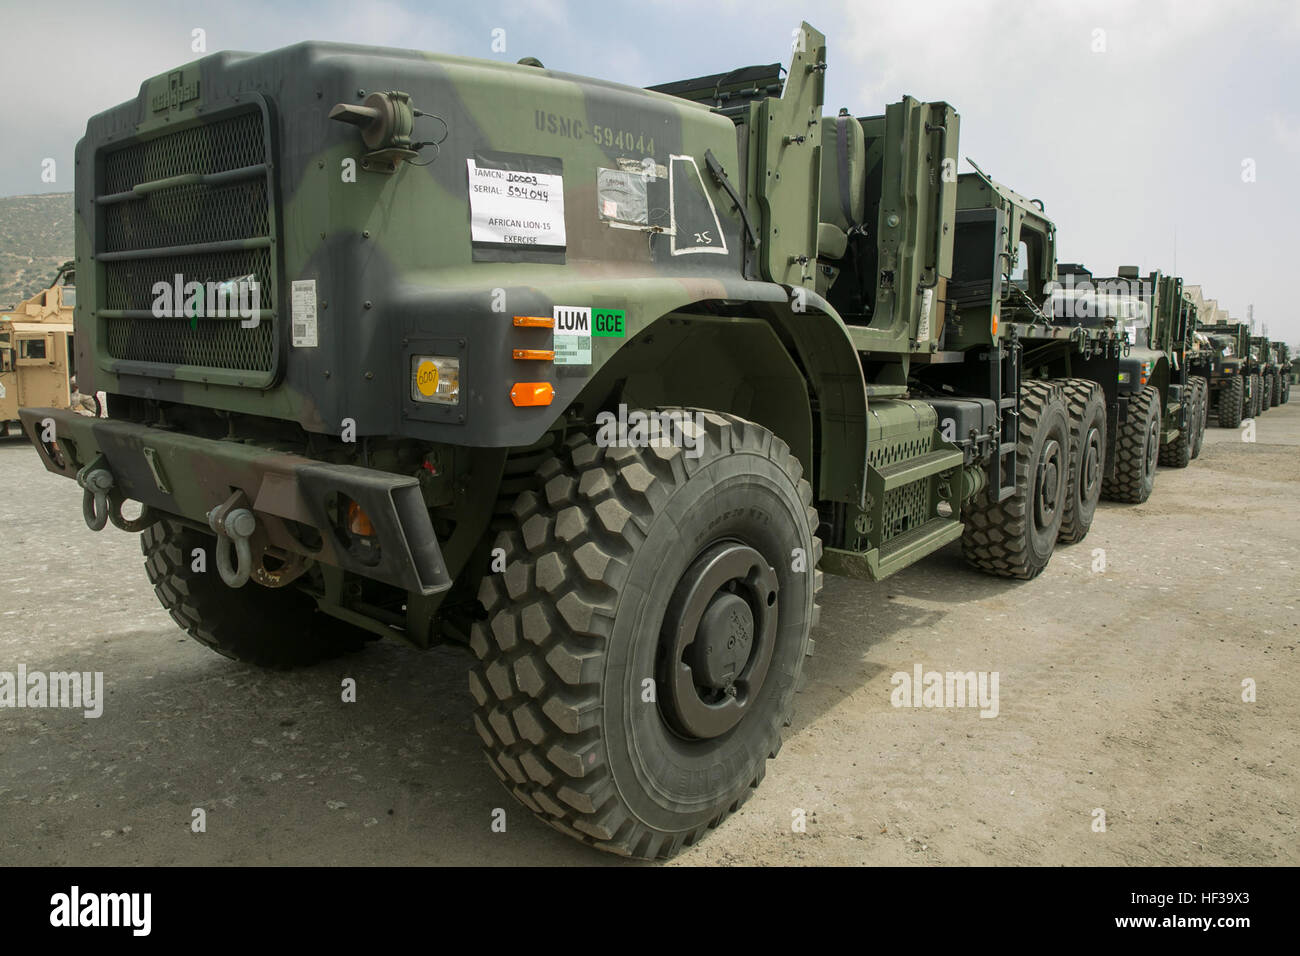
left=553, top=305, right=592, bottom=365
left=467, top=150, right=566, bottom=264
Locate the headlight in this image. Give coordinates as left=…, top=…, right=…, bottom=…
left=411, top=355, right=461, bottom=405
left=1118, top=371, right=1132, bottom=384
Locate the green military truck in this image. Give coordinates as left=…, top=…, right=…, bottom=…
left=1190, top=321, right=1256, bottom=427
left=1047, top=264, right=1205, bottom=501
left=1108, top=268, right=1205, bottom=470
left=24, top=24, right=1133, bottom=858
left=1253, top=335, right=1286, bottom=412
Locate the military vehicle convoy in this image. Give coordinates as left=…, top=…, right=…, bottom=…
left=1, top=262, right=77, bottom=438
left=21, top=24, right=1216, bottom=858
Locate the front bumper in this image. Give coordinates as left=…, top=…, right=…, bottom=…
left=19, top=407, right=450, bottom=596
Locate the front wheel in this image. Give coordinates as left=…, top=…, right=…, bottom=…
left=1103, top=386, right=1160, bottom=503
left=1218, top=377, right=1244, bottom=428
left=468, top=411, right=822, bottom=859
left=142, top=520, right=370, bottom=668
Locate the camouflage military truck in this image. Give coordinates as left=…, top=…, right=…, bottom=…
left=1189, top=321, right=1255, bottom=427
left=1043, top=263, right=1203, bottom=504
left=1093, top=267, right=1205, bottom=472
left=1, top=262, right=77, bottom=438
left=1252, top=335, right=1282, bottom=412
left=24, top=24, right=1130, bottom=858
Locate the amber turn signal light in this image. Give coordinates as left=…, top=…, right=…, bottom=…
left=511, top=382, right=554, bottom=407
left=347, top=499, right=376, bottom=536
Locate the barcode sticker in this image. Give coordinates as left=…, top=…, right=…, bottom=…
left=292, top=280, right=318, bottom=347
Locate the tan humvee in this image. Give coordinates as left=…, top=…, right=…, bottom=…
left=1, top=262, right=87, bottom=437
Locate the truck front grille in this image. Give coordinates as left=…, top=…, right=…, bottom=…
left=95, top=105, right=279, bottom=385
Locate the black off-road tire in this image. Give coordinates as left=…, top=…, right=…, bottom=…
left=1158, top=386, right=1194, bottom=468
left=1261, top=374, right=1273, bottom=411
left=1189, top=377, right=1208, bottom=460
left=1282, top=376, right=1291, bottom=404
left=962, top=380, right=1069, bottom=579
left=468, top=411, right=822, bottom=860
left=141, top=519, right=370, bottom=668
left=1055, top=379, right=1106, bottom=544
left=1249, top=374, right=1262, bottom=418
left=1103, top=386, right=1161, bottom=504
left=1218, top=377, right=1244, bottom=428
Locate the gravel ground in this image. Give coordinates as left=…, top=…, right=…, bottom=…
left=1, top=403, right=1296, bottom=866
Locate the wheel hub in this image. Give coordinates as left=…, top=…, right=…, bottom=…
left=1035, top=437, right=1063, bottom=528
left=689, top=592, right=754, bottom=689
left=659, top=541, right=779, bottom=740
left=1082, top=427, right=1102, bottom=497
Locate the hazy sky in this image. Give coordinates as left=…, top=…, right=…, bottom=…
left=2, top=0, right=1297, bottom=343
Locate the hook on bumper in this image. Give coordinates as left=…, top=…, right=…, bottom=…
left=76, top=461, right=114, bottom=531
left=207, top=492, right=257, bottom=588
left=74, top=457, right=162, bottom=533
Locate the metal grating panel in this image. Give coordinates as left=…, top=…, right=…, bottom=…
left=103, top=248, right=275, bottom=313
left=882, top=479, right=928, bottom=540
left=102, top=111, right=265, bottom=194
left=103, top=179, right=269, bottom=253
left=105, top=315, right=274, bottom=371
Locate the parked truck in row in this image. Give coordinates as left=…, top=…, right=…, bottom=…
left=1190, top=321, right=1257, bottom=427
left=22, top=24, right=1200, bottom=858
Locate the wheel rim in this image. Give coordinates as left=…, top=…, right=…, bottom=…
left=1082, top=424, right=1103, bottom=501
left=1145, top=414, right=1159, bottom=475
left=659, top=540, right=779, bottom=740
left=1035, top=436, right=1064, bottom=531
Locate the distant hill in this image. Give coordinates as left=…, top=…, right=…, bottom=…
left=0, top=192, right=74, bottom=310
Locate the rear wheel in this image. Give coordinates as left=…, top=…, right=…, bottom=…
left=962, top=380, right=1069, bottom=579
left=1218, top=377, right=1244, bottom=428
left=1056, top=379, right=1105, bottom=544
left=141, top=520, right=370, bottom=668
left=469, top=411, right=821, bottom=859
left=1103, top=386, right=1160, bottom=503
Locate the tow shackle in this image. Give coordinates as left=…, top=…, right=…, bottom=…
left=75, top=458, right=161, bottom=533
left=208, top=494, right=257, bottom=589
left=76, top=463, right=115, bottom=532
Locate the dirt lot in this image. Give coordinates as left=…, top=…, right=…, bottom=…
left=1, top=404, right=1296, bottom=866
